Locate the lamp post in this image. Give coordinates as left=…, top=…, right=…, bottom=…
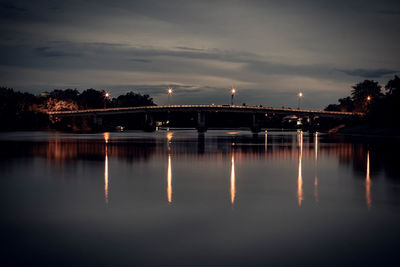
left=231, top=87, right=236, bottom=105
left=167, top=87, right=173, bottom=105
left=104, top=92, right=110, bottom=109
left=298, top=91, right=303, bottom=109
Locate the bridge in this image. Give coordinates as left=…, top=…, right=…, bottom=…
left=48, top=104, right=363, bottom=132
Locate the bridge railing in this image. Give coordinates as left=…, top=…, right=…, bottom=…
left=47, top=104, right=364, bottom=117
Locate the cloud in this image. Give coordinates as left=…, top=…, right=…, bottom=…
left=130, top=59, right=152, bottom=63
left=338, top=68, right=398, bottom=78
left=1, top=0, right=400, bottom=108
left=0, top=2, right=27, bottom=12
left=34, top=46, right=81, bottom=57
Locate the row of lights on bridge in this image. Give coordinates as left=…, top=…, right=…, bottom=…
left=102, top=89, right=373, bottom=108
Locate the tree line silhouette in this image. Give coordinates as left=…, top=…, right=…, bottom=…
left=325, top=75, right=400, bottom=130
left=0, top=88, right=155, bottom=130
left=1, top=76, right=399, bottom=132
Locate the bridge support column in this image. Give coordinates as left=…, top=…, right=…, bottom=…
left=196, top=112, right=207, bottom=133
left=143, top=113, right=156, bottom=132
left=308, top=116, right=319, bottom=133
left=93, top=115, right=103, bottom=127
left=250, top=114, right=261, bottom=133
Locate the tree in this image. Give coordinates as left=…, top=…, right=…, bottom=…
left=325, top=97, right=354, bottom=112
left=351, top=80, right=382, bottom=112
left=113, top=92, right=155, bottom=107
left=46, top=98, right=78, bottom=112
left=385, top=75, right=400, bottom=96
left=324, top=104, right=340, bottom=111
left=338, top=97, right=354, bottom=112
left=48, top=89, right=79, bottom=101
left=0, top=87, right=49, bottom=130
left=78, top=89, right=107, bottom=109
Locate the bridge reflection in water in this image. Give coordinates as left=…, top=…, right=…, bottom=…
left=27, top=131, right=374, bottom=209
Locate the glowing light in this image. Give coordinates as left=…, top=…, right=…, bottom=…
left=230, top=154, right=236, bottom=205
left=167, top=87, right=173, bottom=95
left=104, top=132, right=110, bottom=144
left=231, top=88, right=236, bottom=94
left=166, top=131, right=173, bottom=143
left=314, top=132, right=319, bottom=203
left=367, top=96, right=371, bottom=101
left=167, top=154, right=172, bottom=203
left=297, top=131, right=303, bottom=207
left=314, top=132, right=318, bottom=160
left=104, top=133, right=110, bottom=205
left=105, top=92, right=110, bottom=98
left=298, top=92, right=303, bottom=98
left=366, top=150, right=371, bottom=209
left=265, top=130, right=268, bottom=152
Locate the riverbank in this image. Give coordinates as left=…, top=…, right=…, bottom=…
left=332, top=124, right=400, bottom=138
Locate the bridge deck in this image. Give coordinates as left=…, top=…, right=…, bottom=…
left=48, top=104, right=363, bottom=118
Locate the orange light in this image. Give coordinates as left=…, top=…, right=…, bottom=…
left=104, top=132, right=110, bottom=205
left=367, top=96, right=371, bottom=101
left=105, top=92, right=110, bottom=98
left=231, top=88, right=236, bottom=94
left=168, top=87, right=173, bottom=95
left=167, top=154, right=172, bottom=203
left=366, top=151, right=371, bottom=209
left=298, top=92, right=303, bottom=98
left=230, top=154, right=236, bottom=205
left=297, top=131, right=303, bottom=207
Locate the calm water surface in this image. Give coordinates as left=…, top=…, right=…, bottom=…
left=1, top=130, right=400, bottom=266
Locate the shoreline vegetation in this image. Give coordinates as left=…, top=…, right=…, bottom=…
left=1, top=75, right=399, bottom=135
left=0, top=88, right=155, bottom=131
left=324, top=75, right=400, bottom=136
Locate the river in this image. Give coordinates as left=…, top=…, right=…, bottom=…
left=0, top=130, right=399, bottom=266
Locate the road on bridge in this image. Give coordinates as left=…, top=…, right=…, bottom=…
left=48, top=104, right=363, bottom=118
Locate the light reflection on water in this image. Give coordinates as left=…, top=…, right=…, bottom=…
left=1, top=130, right=400, bottom=266
left=314, top=132, right=319, bottom=203
left=167, top=153, right=172, bottom=204
left=366, top=150, right=371, bottom=209
left=297, top=131, right=303, bottom=207
left=230, top=153, right=236, bottom=205
left=104, top=132, right=110, bottom=205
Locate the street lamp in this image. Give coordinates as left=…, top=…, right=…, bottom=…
left=366, top=96, right=371, bottom=102
left=104, top=92, right=110, bottom=109
left=298, top=91, right=303, bottom=109
left=167, top=87, right=173, bottom=105
left=231, top=87, right=236, bottom=105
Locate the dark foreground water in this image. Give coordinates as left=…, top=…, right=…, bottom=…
left=1, top=130, right=400, bottom=266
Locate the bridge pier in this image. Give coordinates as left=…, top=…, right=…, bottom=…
left=196, top=112, right=207, bottom=133
left=143, top=113, right=156, bottom=132
left=308, top=116, right=319, bottom=133
left=93, top=115, right=103, bottom=127
left=250, top=114, right=261, bottom=133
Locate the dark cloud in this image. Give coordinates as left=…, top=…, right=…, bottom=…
left=0, top=1, right=27, bottom=12
left=34, top=46, right=82, bottom=57
left=1, top=0, right=400, bottom=108
left=130, top=59, right=152, bottom=63
left=338, top=68, right=398, bottom=78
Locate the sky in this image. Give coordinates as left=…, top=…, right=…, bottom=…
left=0, top=0, right=399, bottom=109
